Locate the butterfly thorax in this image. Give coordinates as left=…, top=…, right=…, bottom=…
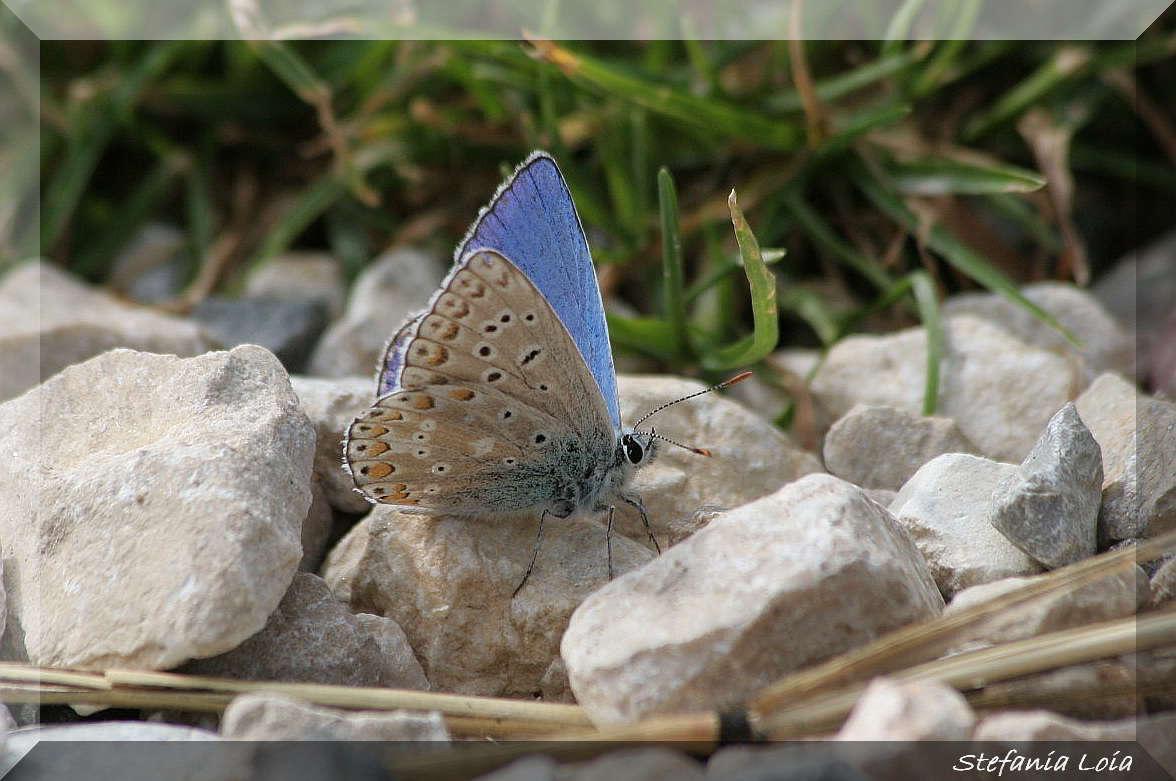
left=543, top=428, right=658, bottom=519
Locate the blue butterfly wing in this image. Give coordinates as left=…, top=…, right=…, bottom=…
left=455, top=151, right=621, bottom=431
left=377, top=313, right=423, bottom=398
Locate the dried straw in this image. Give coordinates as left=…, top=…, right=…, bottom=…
left=0, top=664, right=590, bottom=737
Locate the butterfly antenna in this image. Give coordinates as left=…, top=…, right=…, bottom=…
left=631, top=371, right=753, bottom=458
left=648, top=430, right=714, bottom=457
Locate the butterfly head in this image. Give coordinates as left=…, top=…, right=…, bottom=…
left=620, top=428, right=659, bottom=468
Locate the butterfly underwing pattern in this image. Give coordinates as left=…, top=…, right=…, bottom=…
left=343, top=151, right=742, bottom=591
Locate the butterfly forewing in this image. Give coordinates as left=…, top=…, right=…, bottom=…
left=457, top=153, right=621, bottom=430
left=345, top=249, right=616, bottom=514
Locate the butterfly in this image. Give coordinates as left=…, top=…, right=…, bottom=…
left=343, top=151, right=746, bottom=593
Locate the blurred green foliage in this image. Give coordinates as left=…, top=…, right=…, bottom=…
left=21, top=21, right=1176, bottom=406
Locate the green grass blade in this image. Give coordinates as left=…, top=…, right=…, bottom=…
left=701, top=190, right=779, bottom=370
left=248, top=40, right=326, bottom=103
left=882, top=2, right=925, bottom=56
left=599, top=135, right=641, bottom=246
left=853, top=161, right=1079, bottom=347
left=529, top=39, right=803, bottom=151
left=767, top=49, right=920, bottom=114
left=812, top=100, right=910, bottom=161
left=73, top=151, right=186, bottom=279
left=606, top=314, right=683, bottom=364
left=909, top=0, right=983, bottom=96
left=42, top=41, right=184, bottom=254
left=0, top=125, right=40, bottom=263
left=986, top=192, right=1059, bottom=251
left=657, top=167, right=690, bottom=360
left=909, top=270, right=943, bottom=415
left=248, top=39, right=375, bottom=205
left=782, top=189, right=894, bottom=292
left=887, top=157, right=1046, bottom=195
left=244, top=176, right=348, bottom=281
left=184, top=141, right=216, bottom=270
left=628, top=110, right=652, bottom=246
left=1071, top=142, right=1176, bottom=192
left=963, top=45, right=1092, bottom=141
left=779, top=286, right=841, bottom=347
left=685, top=246, right=786, bottom=305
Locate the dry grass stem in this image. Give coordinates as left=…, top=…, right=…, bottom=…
left=753, top=531, right=1176, bottom=717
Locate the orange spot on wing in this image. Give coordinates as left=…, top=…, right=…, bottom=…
left=364, top=462, right=395, bottom=479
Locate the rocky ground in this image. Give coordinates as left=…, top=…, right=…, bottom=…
left=0, top=229, right=1173, bottom=780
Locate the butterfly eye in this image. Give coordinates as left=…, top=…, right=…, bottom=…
left=623, top=435, right=645, bottom=465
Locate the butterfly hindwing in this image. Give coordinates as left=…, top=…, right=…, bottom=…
left=377, top=312, right=424, bottom=397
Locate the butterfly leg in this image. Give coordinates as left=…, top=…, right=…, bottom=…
left=604, top=504, right=616, bottom=580
left=513, top=508, right=550, bottom=598
left=618, top=492, right=661, bottom=554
